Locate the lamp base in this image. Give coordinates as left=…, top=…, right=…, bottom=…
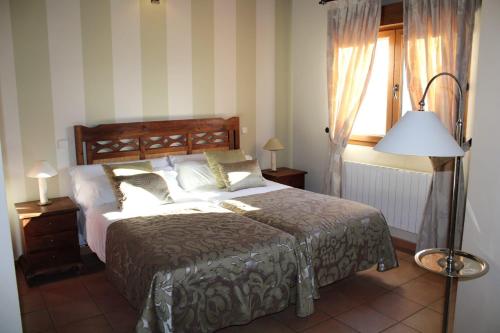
left=415, top=248, right=489, bottom=279
left=37, top=200, right=52, bottom=206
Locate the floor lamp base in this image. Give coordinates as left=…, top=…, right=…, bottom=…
left=415, top=248, right=489, bottom=279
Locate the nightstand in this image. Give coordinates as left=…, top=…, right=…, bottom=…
left=15, top=197, right=81, bottom=283
left=262, top=167, right=307, bottom=189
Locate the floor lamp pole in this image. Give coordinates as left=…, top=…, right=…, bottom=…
left=417, top=72, right=470, bottom=333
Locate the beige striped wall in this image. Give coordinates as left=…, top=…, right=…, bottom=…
left=0, top=0, right=292, bottom=257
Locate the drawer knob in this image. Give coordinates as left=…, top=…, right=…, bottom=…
left=50, top=239, right=54, bottom=243
left=52, top=255, right=56, bottom=259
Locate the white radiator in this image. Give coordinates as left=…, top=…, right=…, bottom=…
left=342, top=161, right=432, bottom=234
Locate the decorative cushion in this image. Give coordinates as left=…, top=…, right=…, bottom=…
left=103, top=161, right=153, bottom=208
left=205, top=150, right=246, bottom=188
left=111, top=171, right=172, bottom=210
left=168, top=153, right=207, bottom=166
left=175, top=160, right=216, bottom=191
left=217, top=160, right=266, bottom=192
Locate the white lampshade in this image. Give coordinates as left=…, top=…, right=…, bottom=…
left=27, top=160, right=57, bottom=179
left=263, top=138, right=284, bottom=151
left=374, top=111, right=464, bottom=157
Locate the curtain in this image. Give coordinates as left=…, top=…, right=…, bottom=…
left=324, top=0, right=381, bottom=196
left=404, top=0, right=480, bottom=250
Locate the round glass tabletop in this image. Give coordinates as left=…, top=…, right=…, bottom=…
left=414, top=248, right=489, bottom=279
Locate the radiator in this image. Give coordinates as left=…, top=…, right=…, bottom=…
left=342, top=161, right=432, bottom=234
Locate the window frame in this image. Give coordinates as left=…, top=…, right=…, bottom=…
left=349, top=24, right=404, bottom=147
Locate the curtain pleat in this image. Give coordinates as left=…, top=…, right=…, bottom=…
left=324, top=0, right=381, bottom=196
left=404, top=0, right=480, bottom=250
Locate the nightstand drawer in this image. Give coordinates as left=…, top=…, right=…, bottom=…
left=27, top=249, right=80, bottom=271
left=24, top=212, right=77, bottom=237
left=26, top=230, right=79, bottom=253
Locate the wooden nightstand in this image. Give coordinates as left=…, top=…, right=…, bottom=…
left=262, top=167, right=307, bottom=189
left=15, top=197, right=81, bottom=283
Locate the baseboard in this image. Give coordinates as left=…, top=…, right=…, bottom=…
left=392, top=236, right=416, bottom=254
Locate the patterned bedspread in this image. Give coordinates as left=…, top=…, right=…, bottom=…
left=105, top=207, right=314, bottom=333
left=220, top=188, right=398, bottom=295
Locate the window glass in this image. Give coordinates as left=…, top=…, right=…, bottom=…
left=351, top=35, right=391, bottom=137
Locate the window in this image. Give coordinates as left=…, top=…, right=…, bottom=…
left=350, top=27, right=411, bottom=146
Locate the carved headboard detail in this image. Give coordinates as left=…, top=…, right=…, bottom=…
left=74, top=117, right=240, bottom=165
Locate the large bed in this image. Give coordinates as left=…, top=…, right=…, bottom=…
left=72, top=116, right=397, bottom=332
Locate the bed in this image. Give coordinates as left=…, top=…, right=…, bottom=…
left=165, top=177, right=398, bottom=296
left=72, top=118, right=314, bottom=332
left=72, top=116, right=398, bottom=331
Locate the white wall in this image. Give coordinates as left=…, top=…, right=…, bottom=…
left=290, top=0, right=431, bottom=194
left=454, top=1, right=500, bottom=331
left=0, top=142, right=22, bottom=333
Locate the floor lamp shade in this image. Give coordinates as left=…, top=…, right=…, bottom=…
left=374, top=111, right=464, bottom=157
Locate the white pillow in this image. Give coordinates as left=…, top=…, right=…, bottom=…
left=175, top=160, right=216, bottom=191
left=168, top=153, right=206, bottom=166
left=69, top=157, right=170, bottom=211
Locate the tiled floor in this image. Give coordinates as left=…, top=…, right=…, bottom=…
left=17, top=250, right=448, bottom=333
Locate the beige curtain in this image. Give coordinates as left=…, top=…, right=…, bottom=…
left=404, top=0, right=480, bottom=250
left=324, top=0, right=381, bottom=196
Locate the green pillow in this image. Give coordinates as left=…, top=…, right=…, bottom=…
left=112, top=172, right=172, bottom=210
left=102, top=161, right=153, bottom=205
left=204, top=150, right=246, bottom=188
left=218, top=160, right=265, bottom=192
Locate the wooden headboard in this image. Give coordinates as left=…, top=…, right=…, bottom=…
left=74, top=117, right=240, bottom=165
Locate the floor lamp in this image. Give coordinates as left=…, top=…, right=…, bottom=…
left=374, top=72, right=488, bottom=333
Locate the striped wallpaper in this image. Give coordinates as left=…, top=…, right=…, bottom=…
left=0, top=0, right=292, bottom=257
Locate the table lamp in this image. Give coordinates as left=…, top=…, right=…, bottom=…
left=374, top=72, right=488, bottom=333
left=263, top=138, right=284, bottom=172
left=27, top=160, right=57, bottom=206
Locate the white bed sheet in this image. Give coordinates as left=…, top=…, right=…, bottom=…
left=86, top=201, right=230, bottom=262
left=86, top=174, right=289, bottom=262
left=169, top=179, right=289, bottom=203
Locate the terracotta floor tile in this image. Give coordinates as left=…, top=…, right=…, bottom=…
left=394, top=278, right=444, bottom=306
left=220, top=317, right=294, bottom=333
left=272, top=306, right=330, bottom=332
left=337, top=277, right=390, bottom=303
left=22, top=309, right=55, bottom=333
left=91, top=291, right=134, bottom=314
left=428, top=298, right=445, bottom=314
left=403, top=308, right=443, bottom=333
left=20, top=289, right=46, bottom=314
left=42, top=283, right=92, bottom=308
left=396, top=251, right=413, bottom=262
left=382, top=323, right=420, bottom=333
left=39, top=277, right=83, bottom=292
left=367, top=292, right=423, bottom=321
left=104, top=305, right=139, bottom=333
left=358, top=260, right=426, bottom=290
left=419, top=272, right=447, bottom=285
left=315, top=290, right=360, bottom=317
left=303, top=318, right=357, bottom=333
left=84, top=278, right=121, bottom=299
left=48, top=300, right=101, bottom=327
left=336, top=305, right=396, bottom=333
left=56, top=315, right=113, bottom=333
left=79, top=271, right=107, bottom=286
